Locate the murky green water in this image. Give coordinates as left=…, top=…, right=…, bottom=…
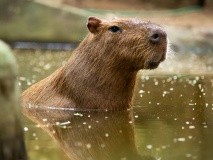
left=15, top=49, right=213, bottom=160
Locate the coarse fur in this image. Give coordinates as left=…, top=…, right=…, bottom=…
left=21, top=17, right=167, bottom=110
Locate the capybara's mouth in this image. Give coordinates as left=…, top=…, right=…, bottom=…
left=147, top=50, right=167, bottom=69
left=148, top=61, right=161, bottom=69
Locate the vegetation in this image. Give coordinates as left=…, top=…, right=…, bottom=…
left=0, top=2, right=87, bottom=43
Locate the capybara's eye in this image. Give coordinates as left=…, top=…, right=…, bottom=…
left=108, top=26, right=122, bottom=33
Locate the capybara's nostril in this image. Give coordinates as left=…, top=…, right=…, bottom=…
left=149, top=28, right=167, bottom=43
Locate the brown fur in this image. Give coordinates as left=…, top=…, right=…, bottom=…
left=21, top=17, right=167, bottom=110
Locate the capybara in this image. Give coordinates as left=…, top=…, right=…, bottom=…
left=21, top=17, right=167, bottom=110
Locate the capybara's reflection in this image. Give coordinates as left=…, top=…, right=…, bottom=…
left=23, top=107, right=156, bottom=160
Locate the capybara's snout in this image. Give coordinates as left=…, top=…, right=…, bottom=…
left=149, top=27, right=167, bottom=44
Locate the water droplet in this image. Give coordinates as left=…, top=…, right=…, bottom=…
left=134, top=115, right=139, bottom=118
left=186, top=153, right=192, bottom=157
left=42, top=118, right=47, bottom=122
left=146, top=145, right=153, bottom=149
left=35, top=145, right=40, bottom=150
left=177, top=138, right=185, bottom=142
left=105, top=133, right=109, bottom=137
left=86, top=143, right=92, bottom=149
left=74, top=113, right=83, bottom=117
left=139, top=90, right=145, bottom=93
left=186, top=121, right=190, bottom=124
left=173, top=76, right=178, bottom=80
left=101, top=144, right=106, bottom=148
left=189, top=126, right=195, bottom=129
left=60, top=121, right=71, bottom=125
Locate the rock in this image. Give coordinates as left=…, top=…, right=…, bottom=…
left=0, top=40, right=28, bottom=160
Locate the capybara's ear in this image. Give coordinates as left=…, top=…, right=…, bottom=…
left=87, top=17, right=102, bottom=34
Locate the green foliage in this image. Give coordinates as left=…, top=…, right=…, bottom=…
left=0, top=40, right=17, bottom=77
left=0, top=2, right=87, bottom=42
left=0, top=0, right=23, bottom=20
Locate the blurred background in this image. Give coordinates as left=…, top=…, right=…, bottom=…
left=1, top=0, right=212, bottom=74
left=0, top=0, right=213, bottom=44
left=1, top=1, right=213, bottom=160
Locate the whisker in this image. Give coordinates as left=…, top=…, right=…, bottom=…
left=166, top=41, right=177, bottom=60
left=132, top=39, right=147, bottom=50
left=161, top=17, right=169, bottom=27
left=136, top=45, right=151, bottom=54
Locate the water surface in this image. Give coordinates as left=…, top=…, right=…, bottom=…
left=15, top=49, right=213, bottom=160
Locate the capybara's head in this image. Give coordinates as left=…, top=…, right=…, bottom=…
left=86, top=17, right=167, bottom=70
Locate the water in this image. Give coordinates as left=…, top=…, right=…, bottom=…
left=15, top=49, right=213, bottom=160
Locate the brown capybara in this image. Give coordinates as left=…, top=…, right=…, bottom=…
left=21, top=17, right=167, bottom=110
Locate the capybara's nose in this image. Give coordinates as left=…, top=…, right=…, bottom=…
left=149, top=28, right=167, bottom=43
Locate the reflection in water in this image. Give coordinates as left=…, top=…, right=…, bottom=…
left=16, top=49, right=213, bottom=160
left=23, top=107, right=156, bottom=160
